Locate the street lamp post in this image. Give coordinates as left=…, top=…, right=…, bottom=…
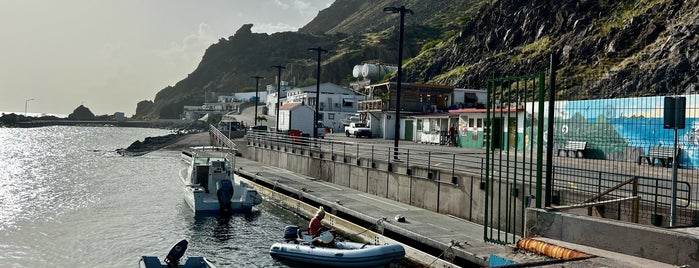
left=25, top=98, right=35, bottom=117
left=271, top=65, right=286, bottom=132
left=383, top=5, right=413, bottom=159
left=308, top=46, right=327, bottom=139
left=251, top=75, right=264, bottom=126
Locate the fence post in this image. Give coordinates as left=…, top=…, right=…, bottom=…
left=452, top=154, right=456, bottom=183
left=428, top=152, right=432, bottom=179
left=632, top=176, right=639, bottom=223
left=371, top=145, right=375, bottom=168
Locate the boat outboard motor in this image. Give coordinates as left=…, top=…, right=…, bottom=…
left=164, top=239, right=188, bottom=268
left=243, top=189, right=262, bottom=207
left=216, top=180, right=234, bottom=213
left=283, top=225, right=300, bottom=242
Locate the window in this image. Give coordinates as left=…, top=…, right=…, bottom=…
left=477, top=118, right=483, bottom=128
left=328, top=113, right=335, bottom=120
left=343, top=98, right=355, bottom=107
left=468, top=118, right=475, bottom=127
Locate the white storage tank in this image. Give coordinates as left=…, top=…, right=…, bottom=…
left=361, top=63, right=398, bottom=81
left=352, top=65, right=362, bottom=78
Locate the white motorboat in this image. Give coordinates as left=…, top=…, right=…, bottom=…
left=180, top=146, right=262, bottom=213
left=269, top=226, right=405, bottom=267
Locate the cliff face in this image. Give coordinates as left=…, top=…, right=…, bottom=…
left=135, top=0, right=699, bottom=119
left=406, top=0, right=699, bottom=99
left=135, top=0, right=479, bottom=119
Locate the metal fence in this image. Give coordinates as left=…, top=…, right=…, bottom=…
left=546, top=68, right=699, bottom=227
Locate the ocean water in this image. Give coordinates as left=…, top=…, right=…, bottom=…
left=0, top=126, right=309, bottom=268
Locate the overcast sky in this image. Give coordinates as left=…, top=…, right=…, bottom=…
left=0, top=0, right=334, bottom=116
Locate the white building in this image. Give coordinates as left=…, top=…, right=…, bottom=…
left=278, top=102, right=315, bottom=134
left=284, top=82, right=360, bottom=132
left=265, top=81, right=292, bottom=118
left=233, top=92, right=268, bottom=103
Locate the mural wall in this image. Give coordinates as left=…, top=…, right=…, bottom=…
left=525, top=95, right=699, bottom=169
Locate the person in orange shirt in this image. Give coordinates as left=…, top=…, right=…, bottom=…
left=308, top=206, right=325, bottom=237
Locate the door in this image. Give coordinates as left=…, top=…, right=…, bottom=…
left=404, top=120, right=414, bottom=141
left=492, top=118, right=502, bottom=149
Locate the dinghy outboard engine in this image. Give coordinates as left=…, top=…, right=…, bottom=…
left=283, top=225, right=300, bottom=242
left=216, top=180, right=234, bottom=213
left=164, top=239, right=188, bottom=268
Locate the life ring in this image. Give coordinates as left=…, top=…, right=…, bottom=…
left=561, top=125, right=569, bottom=134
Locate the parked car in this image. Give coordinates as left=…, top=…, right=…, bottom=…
left=345, top=122, right=371, bottom=138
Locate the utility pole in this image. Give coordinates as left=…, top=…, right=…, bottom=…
left=271, top=65, right=285, bottom=131
left=250, top=75, right=264, bottom=126
left=383, top=5, right=413, bottom=159
left=308, top=47, right=327, bottom=139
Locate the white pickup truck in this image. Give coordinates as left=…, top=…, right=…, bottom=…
left=345, top=122, right=372, bottom=138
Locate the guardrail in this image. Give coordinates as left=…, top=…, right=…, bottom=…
left=244, top=129, right=697, bottom=226
left=209, top=124, right=237, bottom=149
left=246, top=130, right=485, bottom=181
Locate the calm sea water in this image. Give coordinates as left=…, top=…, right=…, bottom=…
left=0, top=126, right=309, bottom=268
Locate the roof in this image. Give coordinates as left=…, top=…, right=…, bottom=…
left=410, top=113, right=459, bottom=119
left=279, top=102, right=303, bottom=110
left=288, top=82, right=355, bottom=95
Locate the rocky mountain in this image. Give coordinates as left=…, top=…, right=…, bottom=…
left=406, top=0, right=699, bottom=100
left=134, top=0, right=699, bottom=119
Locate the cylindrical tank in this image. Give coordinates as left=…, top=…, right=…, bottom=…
left=361, top=63, right=398, bottom=81
left=352, top=65, right=362, bottom=78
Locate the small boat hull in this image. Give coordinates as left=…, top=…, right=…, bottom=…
left=269, top=241, right=405, bottom=267
left=182, top=185, right=260, bottom=213
left=139, top=256, right=217, bottom=268
left=180, top=147, right=262, bottom=214
left=140, top=240, right=217, bottom=268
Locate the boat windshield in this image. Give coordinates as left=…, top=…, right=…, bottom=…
left=194, top=157, right=229, bottom=168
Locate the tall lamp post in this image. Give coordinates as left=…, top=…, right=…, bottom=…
left=25, top=98, right=35, bottom=117
left=383, top=5, right=413, bottom=159
left=250, top=75, right=264, bottom=126
left=271, top=65, right=286, bottom=131
left=308, top=46, right=327, bottom=139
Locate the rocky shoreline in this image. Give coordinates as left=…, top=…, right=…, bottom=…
left=117, top=131, right=211, bottom=156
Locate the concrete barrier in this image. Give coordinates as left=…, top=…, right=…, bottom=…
left=525, top=208, right=699, bottom=266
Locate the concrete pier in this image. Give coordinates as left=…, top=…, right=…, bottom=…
left=233, top=156, right=677, bottom=267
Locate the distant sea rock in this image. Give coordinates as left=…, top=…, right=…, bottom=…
left=68, top=105, right=95, bottom=120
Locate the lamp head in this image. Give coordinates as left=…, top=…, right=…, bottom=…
left=383, top=6, right=413, bottom=15
left=383, top=7, right=398, bottom=13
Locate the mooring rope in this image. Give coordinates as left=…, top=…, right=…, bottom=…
left=343, top=218, right=386, bottom=240
left=424, top=240, right=466, bottom=268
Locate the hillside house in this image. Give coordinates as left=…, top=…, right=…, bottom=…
left=285, top=82, right=360, bottom=132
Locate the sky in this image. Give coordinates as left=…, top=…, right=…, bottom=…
left=0, top=0, right=334, bottom=116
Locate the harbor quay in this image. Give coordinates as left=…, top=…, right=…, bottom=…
left=191, top=129, right=696, bottom=267
left=230, top=151, right=680, bottom=267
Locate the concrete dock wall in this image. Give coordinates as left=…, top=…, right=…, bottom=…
left=244, top=142, right=510, bottom=231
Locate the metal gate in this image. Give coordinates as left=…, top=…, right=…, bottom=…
left=484, top=73, right=546, bottom=245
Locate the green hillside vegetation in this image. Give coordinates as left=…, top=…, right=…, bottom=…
left=134, top=0, right=699, bottom=119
